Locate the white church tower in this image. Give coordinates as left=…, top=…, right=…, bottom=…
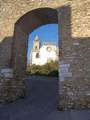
left=30, top=35, right=41, bottom=65
left=30, top=35, right=58, bottom=65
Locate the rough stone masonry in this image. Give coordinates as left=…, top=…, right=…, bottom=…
left=0, top=0, right=90, bottom=110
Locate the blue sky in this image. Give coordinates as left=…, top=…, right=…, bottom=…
left=27, top=24, right=58, bottom=64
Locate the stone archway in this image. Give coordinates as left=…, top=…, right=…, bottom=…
left=10, top=6, right=72, bottom=105
left=11, top=7, right=58, bottom=79
left=0, top=4, right=89, bottom=110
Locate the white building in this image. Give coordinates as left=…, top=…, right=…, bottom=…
left=30, top=35, right=58, bottom=65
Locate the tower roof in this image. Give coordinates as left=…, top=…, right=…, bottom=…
left=34, top=35, right=39, bottom=41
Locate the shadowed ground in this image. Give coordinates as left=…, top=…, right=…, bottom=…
left=0, top=76, right=90, bottom=120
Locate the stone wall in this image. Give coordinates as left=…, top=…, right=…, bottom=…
left=59, top=38, right=90, bottom=110
left=0, top=0, right=90, bottom=109
left=57, top=2, right=90, bottom=109
left=0, top=0, right=90, bottom=67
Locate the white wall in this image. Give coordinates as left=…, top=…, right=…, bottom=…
left=31, top=44, right=58, bottom=65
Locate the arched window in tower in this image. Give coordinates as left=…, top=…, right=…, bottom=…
left=35, top=46, right=38, bottom=50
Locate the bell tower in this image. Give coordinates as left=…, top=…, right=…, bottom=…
left=33, top=35, right=40, bottom=51
left=30, top=35, right=40, bottom=65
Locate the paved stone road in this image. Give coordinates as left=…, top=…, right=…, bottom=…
left=0, top=76, right=90, bottom=120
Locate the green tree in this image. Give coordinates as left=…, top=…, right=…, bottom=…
left=26, top=61, right=58, bottom=77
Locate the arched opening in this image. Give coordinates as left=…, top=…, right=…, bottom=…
left=11, top=8, right=58, bottom=79
left=27, top=24, right=58, bottom=77
left=10, top=7, right=58, bottom=106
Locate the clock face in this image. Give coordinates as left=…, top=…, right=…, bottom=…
left=47, top=47, right=51, bottom=52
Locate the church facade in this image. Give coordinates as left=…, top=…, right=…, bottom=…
left=30, top=36, right=58, bottom=65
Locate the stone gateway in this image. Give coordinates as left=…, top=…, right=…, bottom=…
left=0, top=0, right=90, bottom=110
